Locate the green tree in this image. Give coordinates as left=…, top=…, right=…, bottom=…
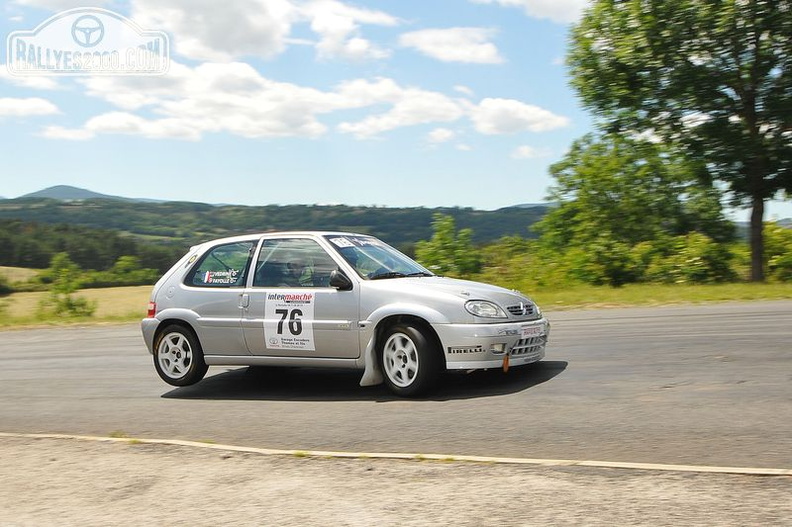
left=536, top=134, right=734, bottom=286
left=415, top=214, right=482, bottom=277
left=569, top=0, right=792, bottom=281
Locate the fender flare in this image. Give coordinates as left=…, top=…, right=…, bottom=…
left=358, top=303, right=450, bottom=387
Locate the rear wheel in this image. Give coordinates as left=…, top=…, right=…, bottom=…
left=380, top=324, right=440, bottom=397
left=153, top=325, right=208, bottom=386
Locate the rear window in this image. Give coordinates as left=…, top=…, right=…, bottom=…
left=185, top=241, right=255, bottom=288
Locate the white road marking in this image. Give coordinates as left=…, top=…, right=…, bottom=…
left=1, top=432, right=789, bottom=476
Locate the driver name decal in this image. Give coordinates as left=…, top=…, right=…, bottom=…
left=264, top=291, right=315, bottom=351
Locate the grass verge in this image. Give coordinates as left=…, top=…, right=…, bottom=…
left=0, top=282, right=791, bottom=329
left=526, top=282, right=792, bottom=310
left=0, top=285, right=151, bottom=327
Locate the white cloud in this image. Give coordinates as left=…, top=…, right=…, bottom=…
left=37, top=61, right=567, bottom=143
left=471, top=98, right=569, bottom=134
left=470, top=0, right=588, bottom=24
left=511, top=145, right=551, bottom=159
left=0, top=67, right=60, bottom=90
left=427, top=127, right=455, bottom=143
left=456, top=144, right=473, bottom=151
left=39, top=125, right=94, bottom=140
left=43, top=64, right=466, bottom=141
left=131, top=0, right=397, bottom=62
left=132, top=0, right=297, bottom=61
left=305, top=0, right=397, bottom=61
left=338, top=86, right=466, bottom=138
left=71, top=62, right=339, bottom=140
left=0, top=97, right=59, bottom=117
left=399, top=27, right=503, bottom=64
left=454, top=85, right=475, bottom=97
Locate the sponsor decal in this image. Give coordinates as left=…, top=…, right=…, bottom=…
left=203, top=269, right=239, bottom=284
left=447, top=345, right=484, bottom=354
left=329, top=237, right=355, bottom=248
left=264, top=290, right=315, bottom=351
left=329, top=236, right=381, bottom=248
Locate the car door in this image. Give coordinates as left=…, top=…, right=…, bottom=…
left=241, top=237, right=361, bottom=358
left=182, top=239, right=256, bottom=355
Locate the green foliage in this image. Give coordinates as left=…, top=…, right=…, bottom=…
left=415, top=214, right=483, bottom=277
left=765, top=223, right=792, bottom=281
left=569, top=0, right=792, bottom=280
left=38, top=253, right=96, bottom=318
left=0, top=273, right=12, bottom=296
left=538, top=134, right=733, bottom=247
left=534, top=133, right=735, bottom=286
left=0, top=219, right=185, bottom=273
left=0, top=198, right=549, bottom=250
left=642, top=233, right=736, bottom=284
left=81, top=256, right=160, bottom=288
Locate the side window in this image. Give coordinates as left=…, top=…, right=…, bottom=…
left=186, top=241, right=255, bottom=288
left=253, top=238, right=338, bottom=288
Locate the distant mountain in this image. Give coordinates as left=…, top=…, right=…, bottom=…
left=21, top=185, right=124, bottom=201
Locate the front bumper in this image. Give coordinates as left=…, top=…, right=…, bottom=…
left=433, top=317, right=549, bottom=370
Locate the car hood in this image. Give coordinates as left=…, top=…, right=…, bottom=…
left=368, top=275, right=535, bottom=307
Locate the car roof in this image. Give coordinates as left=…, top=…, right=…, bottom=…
left=193, top=231, right=374, bottom=247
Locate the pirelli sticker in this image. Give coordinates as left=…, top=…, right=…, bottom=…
left=447, top=345, right=484, bottom=354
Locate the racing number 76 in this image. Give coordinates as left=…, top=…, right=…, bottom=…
left=275, top=308, right=303, bottom=335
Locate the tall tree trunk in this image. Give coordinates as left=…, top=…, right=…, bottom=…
left=750, top=193, right=765, bottom=282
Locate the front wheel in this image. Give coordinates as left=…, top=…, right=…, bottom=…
left=153, top=324, right=208, bottom=386
left=380, top=324, right=440, bottom=397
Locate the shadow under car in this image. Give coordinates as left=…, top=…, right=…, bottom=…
left=161, top=360, right=568, bottom=402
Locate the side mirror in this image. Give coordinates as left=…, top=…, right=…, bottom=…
left=329, top=269, right=353, bottom=291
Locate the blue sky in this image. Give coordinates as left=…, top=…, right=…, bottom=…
left=1, top=0, right=789, bottom=220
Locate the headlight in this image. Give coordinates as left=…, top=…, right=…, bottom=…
left=465, top=300, right=507, bottom=319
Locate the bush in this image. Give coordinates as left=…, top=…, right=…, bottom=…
left=81, top=256, right=160, bottom=288
left=765, top=222, right=792, bottom=282
left=37, top=253, right=96, bottom=318
left=415, top=214, right=482, bottom=277
left=0, top=273, right=12, bottom=296
left=644, top=233, right=736, bottom=284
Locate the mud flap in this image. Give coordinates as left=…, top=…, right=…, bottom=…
left=359, top=334, right=384, bottom=387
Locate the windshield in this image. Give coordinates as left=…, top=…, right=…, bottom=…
left=325, top=235, right=434, bottom=280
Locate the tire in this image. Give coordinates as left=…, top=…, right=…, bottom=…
left=153, top=324, right=208, bottom=386
left=379, top=323, right=440, bottom=397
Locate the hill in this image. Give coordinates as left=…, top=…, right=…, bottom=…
left=0, top=196, right=550, bottom=248
left=20, top=185, right=126, bottom=201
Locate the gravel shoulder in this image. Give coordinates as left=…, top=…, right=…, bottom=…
left=1, top=437, right=790, bottom=526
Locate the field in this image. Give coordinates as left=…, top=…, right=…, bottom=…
left=0, top=266, right=40, bottom=283
left=1, top=279, right=792, bottom=328
left=0, top=286, right=151, bottom=327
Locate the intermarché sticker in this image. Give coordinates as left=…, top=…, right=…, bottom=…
left=264, top=291, right=315, bottom=351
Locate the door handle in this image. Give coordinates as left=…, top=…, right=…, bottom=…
left=239, top=293, right=250, bottom=309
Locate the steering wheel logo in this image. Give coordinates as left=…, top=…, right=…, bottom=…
left=71, top=15, right=105, bottom=47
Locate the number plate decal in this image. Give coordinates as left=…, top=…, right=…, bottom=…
left=264, top=291, right=316, bottom=350
left=520, top=324, right=545, bottom=338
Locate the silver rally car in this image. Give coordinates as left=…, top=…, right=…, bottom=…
left=141, top=231, right=549, bottom=397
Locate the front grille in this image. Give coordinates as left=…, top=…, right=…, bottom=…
left=506, top=302, right=535, bottom=318
left=510, top=336, right=546, bottom=356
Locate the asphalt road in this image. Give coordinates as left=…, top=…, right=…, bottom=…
left=1, top=301, right=790, bottom=469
